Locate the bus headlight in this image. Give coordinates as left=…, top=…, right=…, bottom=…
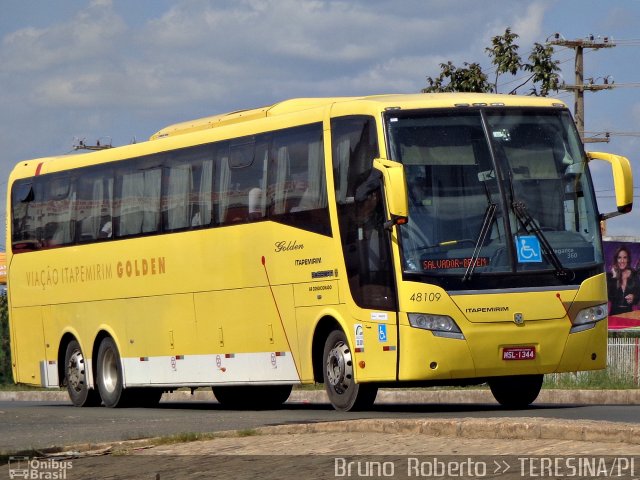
left=570, top=304, right=607, bottom=333
left=408, top=313, right=465, bottom=339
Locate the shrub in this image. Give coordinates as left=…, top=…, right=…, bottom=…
left=0, top=293, right=13, bottom=384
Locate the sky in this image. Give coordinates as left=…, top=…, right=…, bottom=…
left=1, top=0, right=639, bottom=250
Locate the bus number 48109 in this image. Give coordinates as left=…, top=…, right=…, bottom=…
left=410, top=292, right=441, bottom=302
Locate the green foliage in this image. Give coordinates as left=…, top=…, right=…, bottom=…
left=524, top=42, right=561, bottom=96
left=423, top=28, right=560, bottom=96
left=544, top=370, right=639, bottom=390
left=0, top=293, right=12, bottom=384
left=486, top=27, right=522, bottom=89
left=423, top=61, right=492, bottom=93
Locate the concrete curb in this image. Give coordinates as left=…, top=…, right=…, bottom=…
left=253, top=417, right=640, bottom=445
left=2, top=388, right=640, bottom=404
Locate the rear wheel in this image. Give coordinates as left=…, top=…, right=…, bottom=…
left=489, top=374, right=543, bottom=408
left=64, top=340, right=101, bottom=407
left=323, top=330, right=377, bottom=411
left=212, top=385, right=292, bottom=409
left=96, top=337, right=130, bottom=408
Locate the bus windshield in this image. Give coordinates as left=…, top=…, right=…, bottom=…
left=386, top=107, right=602, bottom=283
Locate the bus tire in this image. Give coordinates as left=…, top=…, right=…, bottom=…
left=212, top=385, right=292, bottom=409
left=489, top=374, right=543, bottom=409
left=96, top=337, right=130, bottom=408
left=322, top=330, right=377, bottom=411
left=64, top=340, right=101, bottom=407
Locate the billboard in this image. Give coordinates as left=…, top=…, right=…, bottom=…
left=603, top=240, right=640, bottom=330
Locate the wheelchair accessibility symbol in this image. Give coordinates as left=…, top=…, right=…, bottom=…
left=516, top=235, right=542, bottom=263
left=378, top=324, right=387, bottom=342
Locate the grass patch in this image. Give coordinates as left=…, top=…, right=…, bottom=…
left=544, top=370, right=639, bottom=389
left=153, top=431, right=221, bottom=446
left=150, top=428, right=260, bottom=447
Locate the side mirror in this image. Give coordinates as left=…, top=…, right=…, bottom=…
left=587, top=152, right=633, bottom=220
left=373, top=158, right=408, bottom=227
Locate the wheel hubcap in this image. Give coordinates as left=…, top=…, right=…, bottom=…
left=67, top=349, right=86, bottom=392
left=326, top=341, right=353, bottom=394
left=100, top=348, right=118, bottom=393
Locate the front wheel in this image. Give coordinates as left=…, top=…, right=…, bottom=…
left=323, top=330, right=377, bottom=411
left=64, top=340, right=101, bottom=407
left=489, top=374, right=543, bottom=409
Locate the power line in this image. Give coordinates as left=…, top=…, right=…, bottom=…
left=611, top=39, right=640, bottom=46
left=585, top=131, right=640, bottom=137
left=604, top=82, right=640, bottom=88
left=494, top=52, right=576, bottom=92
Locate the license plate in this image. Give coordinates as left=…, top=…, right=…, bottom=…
left=502, top=346, right=536, bottom=360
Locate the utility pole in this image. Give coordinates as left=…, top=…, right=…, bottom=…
left=548, top=34, right=615, bottom=143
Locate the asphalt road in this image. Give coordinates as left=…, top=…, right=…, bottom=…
left=2, top=397, right=640, bottom=454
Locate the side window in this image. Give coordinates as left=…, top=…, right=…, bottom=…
left=163, top=146, right=215, bottom=231
left=11, top=180, right=38, bottom=251
left=164, top=163, right=192, bottom=231
left=115, top=158, right=162, bottom=237
left=217, top=136, right=268, bottom=225
left=40, top=175, right=76, bottom=247
left=332, top=116, right=379, bottom=206
left=76, top=168, right=113, bottom=241
left=267, top=123, right=330, bottom=235
left=190, top=155, right=214, bottom=228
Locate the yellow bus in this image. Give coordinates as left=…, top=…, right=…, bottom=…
left=6, top=93, right=633, bottom=411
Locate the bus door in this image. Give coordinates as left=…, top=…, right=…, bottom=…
left=332, top=115, right=398, bottom=380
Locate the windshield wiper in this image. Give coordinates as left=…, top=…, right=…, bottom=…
left=511, top=201, right=575, bottom=282
left=463, top=163, right=500, bottom=282
left=462, top=203, right=497, bottom=282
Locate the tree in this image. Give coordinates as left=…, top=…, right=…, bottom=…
left=423, top=28, right=560, bottom=96
left=524, top=42, right=560, bottom=96
left=423, top=61, right=492, bottom=93
left=486, top=27, right=522, bottom=92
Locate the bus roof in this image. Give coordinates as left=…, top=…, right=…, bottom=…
left=150, top=93, right=568, bottom=140
left=9, top=93, right=568, bottom=180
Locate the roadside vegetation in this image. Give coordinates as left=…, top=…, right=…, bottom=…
left=545, top=370, right=639, bottom=389
left=0, top=294, right=12, bottom=384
